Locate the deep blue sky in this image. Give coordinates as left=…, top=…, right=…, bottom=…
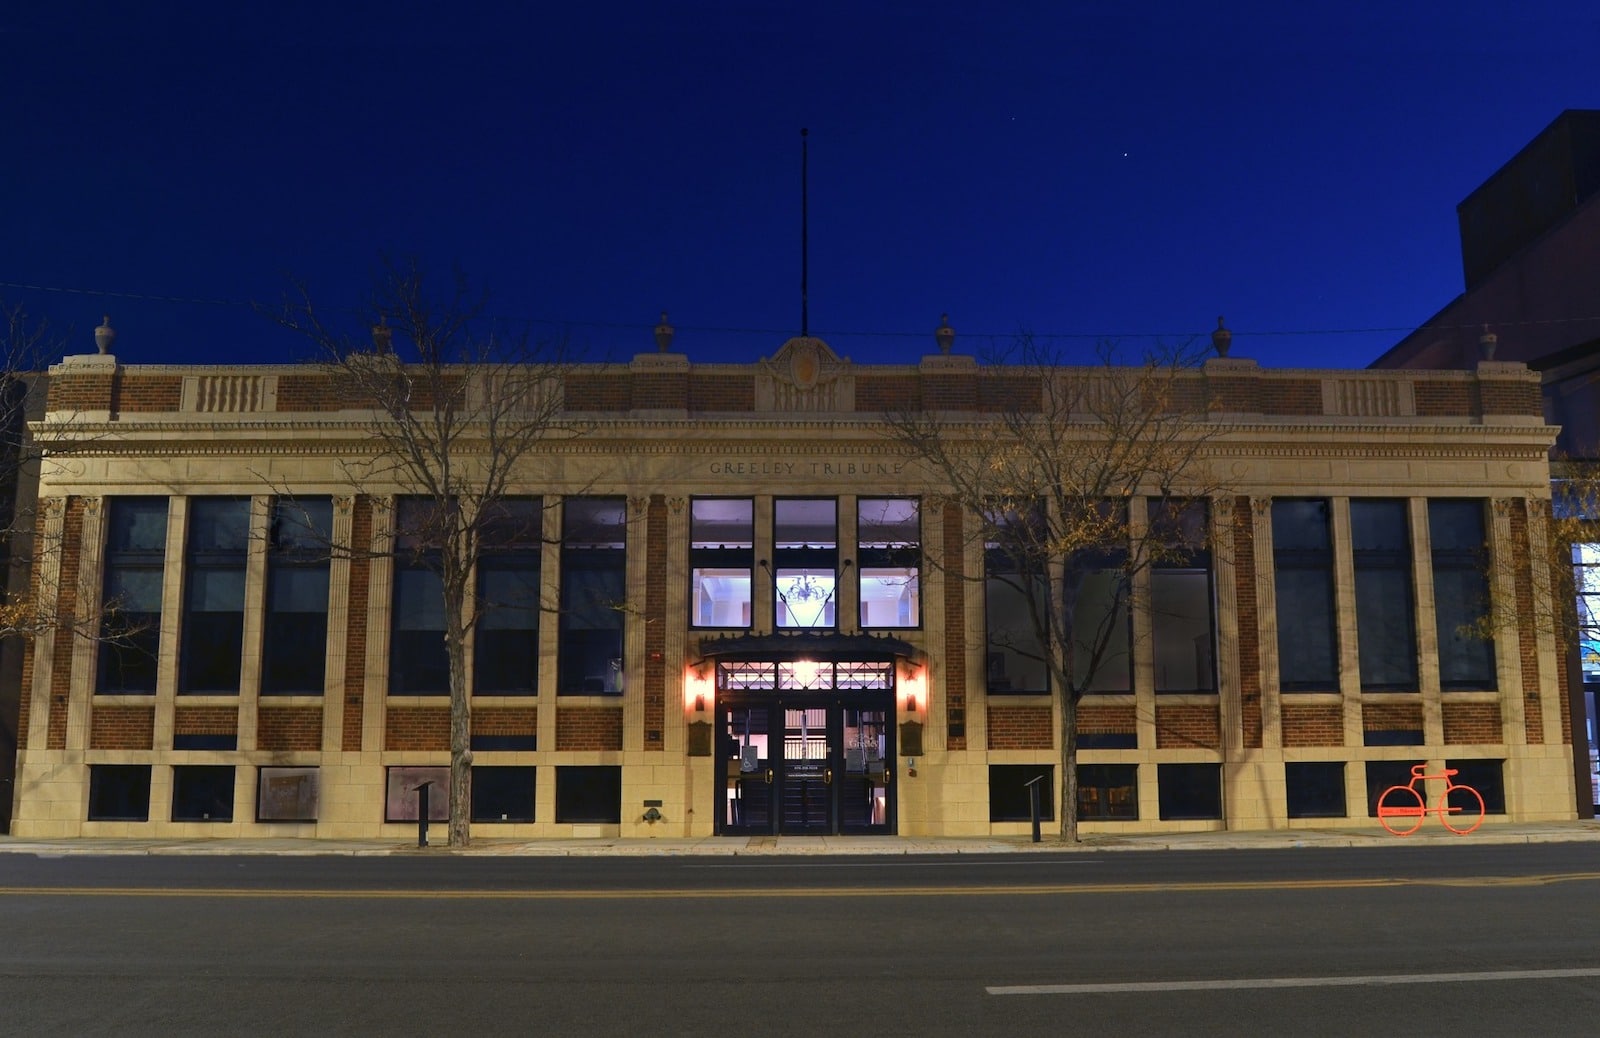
left=4, top=2, right=1596, bottom=369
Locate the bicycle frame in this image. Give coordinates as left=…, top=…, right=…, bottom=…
left=1376, top=764, right=1485, bottom=836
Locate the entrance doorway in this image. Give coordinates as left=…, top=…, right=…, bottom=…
left=715, top=659, right=897, bottom=835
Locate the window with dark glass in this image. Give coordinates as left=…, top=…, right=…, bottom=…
left=1149, top=499, right=1215, bottom=693
left=1157, top=763, right=1222, bottom=819
left=180, top=497, right=250, bottom=694
left=262, top=498, right=333, bottom=695
left=1365, top=760, right=1423, bottom=817
left=98, top=497, right=168, bottom=694
left=1446, top=758, right=1506, bottom=814
left=171, top=765, right=235, bottom=822
left=1285, top=762, right=1347, bottom=818
left=984, top=502, right=1048, bottom=695
left=1078, top=764, right=1139, bottom=820
left=87, top=764, right=151, bottom=821
left=555, top=765, right=622, bottom=823
left=558, top=497, right=627, bottom=695
left=391, top=497, right=449, bottom=695
left=774, top=498, right=837, bottom=629
left=989, top=764, right=1053, bottom=821
left=472, top=766, right=537, bottom=822
left=1429, top=499, right=1496, bottom=690
left=476, top=497, right=542, bottom=695
left=1068, top=500, right=1130, bottom=694
left=857, top=498, right=920, bottom=628
left=690, top=498, right=753, bottom=628
left=1273, top=499, right=1338, bottom=691
left=1351, top=499, right=1417, bottom=691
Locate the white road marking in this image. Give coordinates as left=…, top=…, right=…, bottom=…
left=987, top=967, right=1600, bottom=995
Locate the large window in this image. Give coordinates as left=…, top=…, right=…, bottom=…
left=555, top=765, right=622, bottom=823
left=1150, top=500, right=1215, bottom=693
left=1069, top=501, right=1130, bottom=694
left=1351, top=500, right=1417, bottom=691
left=989, top=764, right=1053, bottom=822
left=984, top=503, right=1048, bottom=695
left=558, top=497, right=627, bottom=695
left=391, top=497, right=448, bottom=695
left=1429, top=499, right=1496, bottom=690
left=98, top=497, right=168, bottom=694
left=171, top=765, right=235, bottom=822
left=690, top=498, right=753, bottom=628
left=1273, top=499, right=1338, bottom=691
left=180, top=497, right=250, bottom=694
left=774, top=498, right=837, bottom=629
left=1285, top=762, right=1347, bottom=818
left=1078, top=764, right=1139, bottom=820
left=858, top=498, right=920, bottom=628
left=473, top=766, right=537, bottom=822
left=262, top=498, right=332, bottom=695
left=1157, top=763, right=1222, bottom=820
left=476, top=498, right=542, bottom=695
left=87, top=764, right=152, bottom=821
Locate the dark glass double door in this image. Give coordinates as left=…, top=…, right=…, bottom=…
left=719, top=696, right=895, bottom=835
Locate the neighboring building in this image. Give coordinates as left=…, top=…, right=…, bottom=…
left=8, top=336, right=1572, bottom=838
left=1372, top=109, right=1600, bottom=814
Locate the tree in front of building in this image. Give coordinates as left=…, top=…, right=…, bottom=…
left=277, top=265, right=572, bottom=846
left=884, top=338, right=1220, bottom=842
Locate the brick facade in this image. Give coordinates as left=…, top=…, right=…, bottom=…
left=88, top=705, right=155, bottom=750
left=556, top=706, right=624, bottom=752
left=988, top=704, right=1053, bottom=750
left=1282, top=703, right=1345, bottom=747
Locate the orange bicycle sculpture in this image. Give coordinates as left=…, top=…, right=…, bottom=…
left=1376, top=763, right=1485, bottom=836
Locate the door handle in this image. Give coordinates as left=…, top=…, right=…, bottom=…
left=883, top=769, right=891, bottom=786
left=825, top=768, right=832, bottom=785
left=765, top=768, right=774, bottom=784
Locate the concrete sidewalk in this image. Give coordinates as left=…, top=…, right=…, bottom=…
left=4, top=820, right=1600, bottom=857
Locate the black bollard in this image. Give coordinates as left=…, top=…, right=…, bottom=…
left=415, top=781, right=433, bottom=847
left=1024, top=774, right=1043, bottom=843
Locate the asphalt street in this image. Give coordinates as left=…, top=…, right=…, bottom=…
left=3, top=844, right=1599, bottom=1036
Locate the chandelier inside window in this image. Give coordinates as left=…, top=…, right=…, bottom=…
left=788, top=572, right=829, bottom=602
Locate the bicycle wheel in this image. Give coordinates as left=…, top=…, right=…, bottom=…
left=1376, top=784, right=1425, bottom=836
left=1439, top=783, right=1485, bottom=835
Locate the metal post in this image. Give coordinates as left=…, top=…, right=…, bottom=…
left=415, top=781, right=433, bottom=848
left=1025, top=775, right=1044, bottom=844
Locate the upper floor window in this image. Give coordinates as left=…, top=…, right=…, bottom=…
left=774, top=498, right=836, bottom=629
left=262, top=498, right=333, bottom=695
left=390, top=497, right=450, bottom=695
left=475, top=497, right=542, bottom=695
left=984, top=501, right=1048, bottom=695
left=1429, top=499, right=1495, bottom=690
left=1149, top=499, right=1215, bottom=693
left=180, top=497, right=251, bottom=694
left=1351, top=499, right=1417, bottom=691
left=690, top=498, right=753, bottom=629
left=858, top=498, right=920, bottom=629
left=1273, top=498, right=1338, bottom=691
left=99, top=497, right=168, bottom=694
left=1068, top=499, right=1130, bottom=694
left=558, top=497, right=627, bottom=695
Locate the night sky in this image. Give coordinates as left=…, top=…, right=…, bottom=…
left=4, top=2, right=1596, bottom=370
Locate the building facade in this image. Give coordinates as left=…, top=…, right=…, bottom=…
left=1373, top=109, right=1600, bottom=813
left=8, top=337, right=1574, bottom=839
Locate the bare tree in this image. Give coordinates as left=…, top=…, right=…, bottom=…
left=1, top=304, right=53, bottom=642
left=277, top=264, right=574, bottom=846
left=884, top=338, right=1221, bottom=841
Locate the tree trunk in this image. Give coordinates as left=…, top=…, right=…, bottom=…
left=446, top=615, right=472, bottom=847
left=1060, top=691, right=1079, bottom=842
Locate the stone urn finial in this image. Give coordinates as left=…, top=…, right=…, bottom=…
left=372, top=315, right=393, bottom=353
left=654, top=311, right=674, bottom=353
left=1479, top=324, right=1498, bottom=361
left=935, top=313, right=955, bottom=355
left=94, top=315, right=116, bottom=355
left=1211, top=315, right=1232, bottom=358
